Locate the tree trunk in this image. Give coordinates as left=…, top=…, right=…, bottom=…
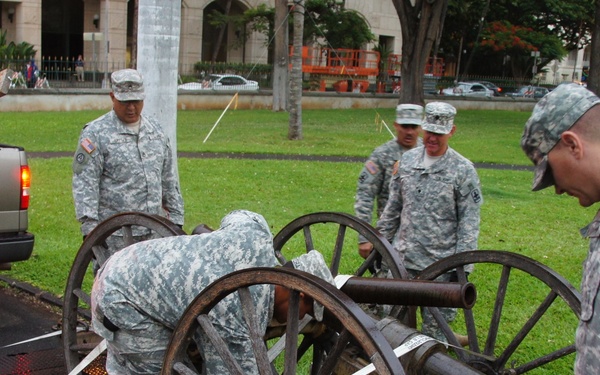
left=130, top=0, right=138, bottom=69
left=587, top=0, right=600, bottom=94
left=461, top=0, right=490, bottom=77
left=137, top=0, right=181, bottom=175
left=211, top=0, right=234, bottom=65
left=431, top=0, right=449, bottom=66
left=392, top=0, right=448, bottom=105
left=288, top=0, right=304, bottom=140
left=273, top=0, right=289, bottom=112
left=455, top=35, right=464, bottom=82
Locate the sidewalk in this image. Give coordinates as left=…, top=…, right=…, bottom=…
left=0, top=281, right=65, bottom=374
left=29, top=151, right=534, bottom=171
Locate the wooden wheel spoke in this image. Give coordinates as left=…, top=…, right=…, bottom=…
left=238, top=288, right=271, bottom=373
left=330, top=224, right=347, bottom=276
left=197, top=314, right=244, bottom=375
left=284, top=290, right=301, bottom=374
left=511, top=344, right=576, bottom=373
left=453, top=266, right=480, bottom=352
left=484, top=264, right=511, bottom=356
left=91, top=244, right=110, bottom=268
left=496, top=290, right=558, bottom=369
left=122, top=225, right=134, bottom=246
left=296, top=334, right=316, bottom=364
left=73, top=287, right=91, bottom=308
left=316, top=329, right=350, bottom=375
left=173, top=361, right=200, bottom=374
left=302, top=225, right=315, bottom=252
left=355, top=250, right=378, bottom=277
left=427, top=306, right=470, bottom=361
left=69, top=342, right=99, bottom=352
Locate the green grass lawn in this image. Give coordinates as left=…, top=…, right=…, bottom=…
left=2, top=108, right=533, bottom=165
left=0, top=107, right=594, bottom=373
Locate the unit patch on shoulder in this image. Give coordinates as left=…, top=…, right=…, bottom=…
left=76, top=153, right=86, bottom=164
left=81, top=138, right=96, bottom=154
left=471, top=188, right=482, bottom=204
left=365, top=160, right=379, bottom=175
left=392, top=160, right=400, bottom=176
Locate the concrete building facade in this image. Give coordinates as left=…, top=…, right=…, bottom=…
left=1, top=0, right=403, bottom=75
left=1, top=0, right=586, bottom=86
left=538, top=46, right=590, bottom=86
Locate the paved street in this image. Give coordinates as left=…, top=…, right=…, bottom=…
left=0, top=285, right=66, bottom=374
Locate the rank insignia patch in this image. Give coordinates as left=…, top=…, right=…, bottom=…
left=471, top=188, right=482, bottom=204
left=365, top=160, right=378, bottom=175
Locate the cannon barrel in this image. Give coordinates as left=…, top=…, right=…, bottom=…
left=376, top=317, right=484, bottom=375
left=338, top=276, right=476, bottom=309
left=329, top=316, right=485, bottom=375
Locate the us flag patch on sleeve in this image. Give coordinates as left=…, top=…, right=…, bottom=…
left=81, top=138, right=96, bottom=154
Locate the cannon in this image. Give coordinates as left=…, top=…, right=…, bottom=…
left=61, top=212, right=581, bottom=374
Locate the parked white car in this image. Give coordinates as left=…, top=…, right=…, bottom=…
left=442, top=82, right=494, bottom=98
left=209, top=74, right=259, bottom=91
left=177, top=82, right=206, bottom=91
left=178, top=74, right=259, bottom=91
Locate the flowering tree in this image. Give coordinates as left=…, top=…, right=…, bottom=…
left=479, top=21, right=565, bottom=82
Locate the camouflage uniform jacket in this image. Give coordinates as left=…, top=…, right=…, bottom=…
left=92, top=210, right=277, bottom=374
left=575, top=210, right=600, bottom=374
left=72, top=110, right=184, bottom=235
left=377, top=146, right=482, bottom=271
left=354, top=138, right=421, bottom=243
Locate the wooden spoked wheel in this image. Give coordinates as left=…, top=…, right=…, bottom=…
left=62, top=212, right=185, bottom=373
left=273, top=211, right=414, bottom=325
left=273, top=212, right=407, bottom=279
left=417, top=250, right=581, bottom=374
left=162, top=267, right=405, bottom=375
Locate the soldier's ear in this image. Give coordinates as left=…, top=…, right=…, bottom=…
left=559, top=131, right=583, bottom=159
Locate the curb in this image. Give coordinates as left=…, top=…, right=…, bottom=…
left=0, top=274, right=64, bottom=310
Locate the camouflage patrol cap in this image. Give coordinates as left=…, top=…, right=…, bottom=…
left=290, top=250, right=335, bottom=321
left=111, top=69, right=145, bottom=101
left=395, top=104, right=423, bottom=125
left=521, top=83, right=600, bottom=191
left=422, top=102, right=456, bottom=134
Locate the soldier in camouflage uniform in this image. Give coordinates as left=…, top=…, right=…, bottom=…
left=521, top=83, right=600, bottom=374
left=91, top=210, right=335, bottom=374
left=354, top=104, right=423, bottom=259
left=72, top=69, right=184, bottom=251
left=377, top=102, right=482, bottom=343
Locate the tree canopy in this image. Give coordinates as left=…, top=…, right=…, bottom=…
left=439, top=0, right=592, bottom=80
left=477, top=20, right=566, bottom=80
left=208, top=0, right=375, bottom=53
left=303, top=0, right=375, bottom=49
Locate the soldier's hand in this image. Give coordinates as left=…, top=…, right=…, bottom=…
left=358, top=242, right=374, bottom=259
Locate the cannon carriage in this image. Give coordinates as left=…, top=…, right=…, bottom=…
left=62, top=212, right=581, bottom=374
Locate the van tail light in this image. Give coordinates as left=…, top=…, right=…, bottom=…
left=20, top=166, right=31, bottom=210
